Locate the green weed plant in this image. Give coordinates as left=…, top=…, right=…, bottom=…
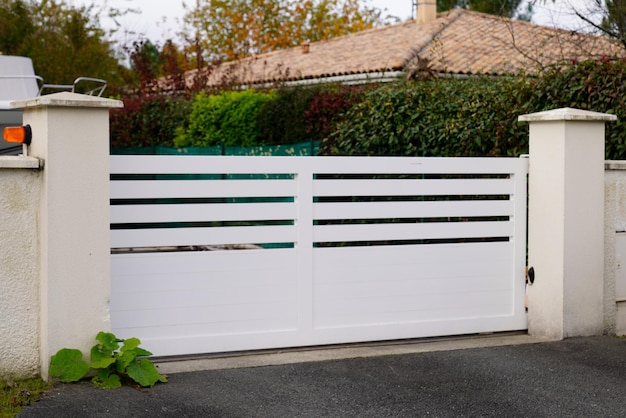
left=49, top=332, right=167, bottom=389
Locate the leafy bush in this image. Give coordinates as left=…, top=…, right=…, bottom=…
left=324, top=58, right=626, bottom=159
left=110, top=95, right=191, bottom=148
left=324, top=76, right=533, bottom=157
left=49, top=332, right=167, bottom=389
left=256, top=85, right=324, bottom=145
left=305, top=85, right=369, bottom=150
left=112, top=58, right=626, bottom=159
left=175, top=90, right=275, bottom=147
left=527, top=58, right=626, bottom=160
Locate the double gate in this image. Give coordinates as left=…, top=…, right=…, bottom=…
left=110, top=156, right=528, bottom=357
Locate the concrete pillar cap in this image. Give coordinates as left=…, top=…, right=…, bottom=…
left=519, top=107, right=617, bottom=122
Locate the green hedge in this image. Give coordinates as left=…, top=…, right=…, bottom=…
left=528, top=58, right=626, bottom=160
left=323, top=76, right=534, bottom=157
left=111, top=58, right=626, bottom=159
left=109, top=95, right=191, bottom=148
left=256, top=85, right=368, bottom=146
left=255, top=86, right=323, bottom=145
left=325, top=58, right=626, bottom=159
left=110, top=85, right=366, bottom=150
left=174, top=90, right=275, bottom=147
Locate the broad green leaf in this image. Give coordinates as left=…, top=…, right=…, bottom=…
left=49, top=349, right=90, bottom=383
left=133, top=347, right=153, bottom=357
left=92, top=372, right=121, bottom=389
left=95, top=332, right=120, bottom=352
left=120, top=337, right=141, bottom=352
left=90, top=357, right=116, bottom=369
left=126, top=359, right=167, bottom=387
left=90, top=344, right=111, bottom=363
left=96, top=368, right=110, bottom=379
left=92, top=332, right=122, bottom=363
left=115, top=350, right=137, bottom=374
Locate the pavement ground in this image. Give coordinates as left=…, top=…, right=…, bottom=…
left=17, top=334, right=626, bottom=418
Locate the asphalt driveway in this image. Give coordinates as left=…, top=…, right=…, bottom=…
left=18, top=335, right=626, bottom=417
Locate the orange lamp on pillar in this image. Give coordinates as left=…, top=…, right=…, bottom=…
left=3, top=125, right=32, bottom=145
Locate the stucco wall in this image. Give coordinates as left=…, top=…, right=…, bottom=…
left=0, top=158, right=41, bottom=378
left=605, top=162, right=626, bottom=335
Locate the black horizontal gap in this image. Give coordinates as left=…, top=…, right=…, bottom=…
left=314, top=216, right=509, bottom=225
left=314, top=237, right=510, bottom=248
left=314, top=173, right=511, bottom=180
left=111, top=220, right=294, bottom=230
left=111, top=174, right=295, bottom=181
left=111, top=242, right=295, bottom=254
left=314, top=195, right=510, bottom=203
left=111, top=197, right=294, bottom=205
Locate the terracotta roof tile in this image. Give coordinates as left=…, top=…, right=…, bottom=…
left=187, top=9, right=625, bottom=87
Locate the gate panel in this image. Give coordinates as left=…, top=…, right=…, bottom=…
left=111, top=250, right=300, bottom=355
left=313, top=242, right=520, bottom=331
left=110, top=156, right=527, bottom=357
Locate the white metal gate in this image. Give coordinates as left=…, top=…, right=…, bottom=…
left=110, top=156, right=528, bottom=357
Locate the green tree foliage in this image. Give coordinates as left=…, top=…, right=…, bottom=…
left=603, top=0, right=626, bottom=45
left=181, top=0, right=382, bottom=62
left=568, top=0, right=626, bottom=48
left=0, top=0, right=126, bottom=92
left=125, top=38, right=201, bottom=95
left=437, top=0, right=531, bottom=19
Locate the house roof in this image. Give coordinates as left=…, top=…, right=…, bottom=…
left=187, top=9, right=625, bottom=87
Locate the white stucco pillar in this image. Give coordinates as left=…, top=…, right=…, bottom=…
left=519, top=107, right=616, bottom=339
left=11, top=92, right=123, bottom=378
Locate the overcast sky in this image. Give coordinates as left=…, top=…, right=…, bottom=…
left=75, top=0, right=595, bottom=45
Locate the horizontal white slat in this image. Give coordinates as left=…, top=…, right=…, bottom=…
left=112, top=280, right=296, bottom=312
left=113, top=267, right=295, bottom=296
left=111, top=248, right=296, bottom=276
left=113, top=318, right=298, bottom=341
left=313, top=178, right=514, bottom=197
left=111, top=300, right=296, bottom=329
left=111, top=264, right=295, bottom=299
left=315, top=288, right=512, bottom=317
left=111, top=251, right=297, bottom=295
left=313, top=241, right=512, bottom=269
left=111, top=330, right=304, bottom=357
left=313, top=244, right=513, bottom=285
left=111, top=155, right=303, bottom=174
left=112, top=281, right=296, bottom=312
left=110, top=179, right=296, bottom=199
left=313, top=221, right=513, bottom=242
left=110, top=155, right=527, bottom=176
left=313, top=290, right=513, bottom=328
left=111, top=225, right=295, bottom=248
left=313, top=200, right=513, bottom=220
left=111, top=202, right=295, bottom=224
left=304, top=156, right=527, bottom=175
